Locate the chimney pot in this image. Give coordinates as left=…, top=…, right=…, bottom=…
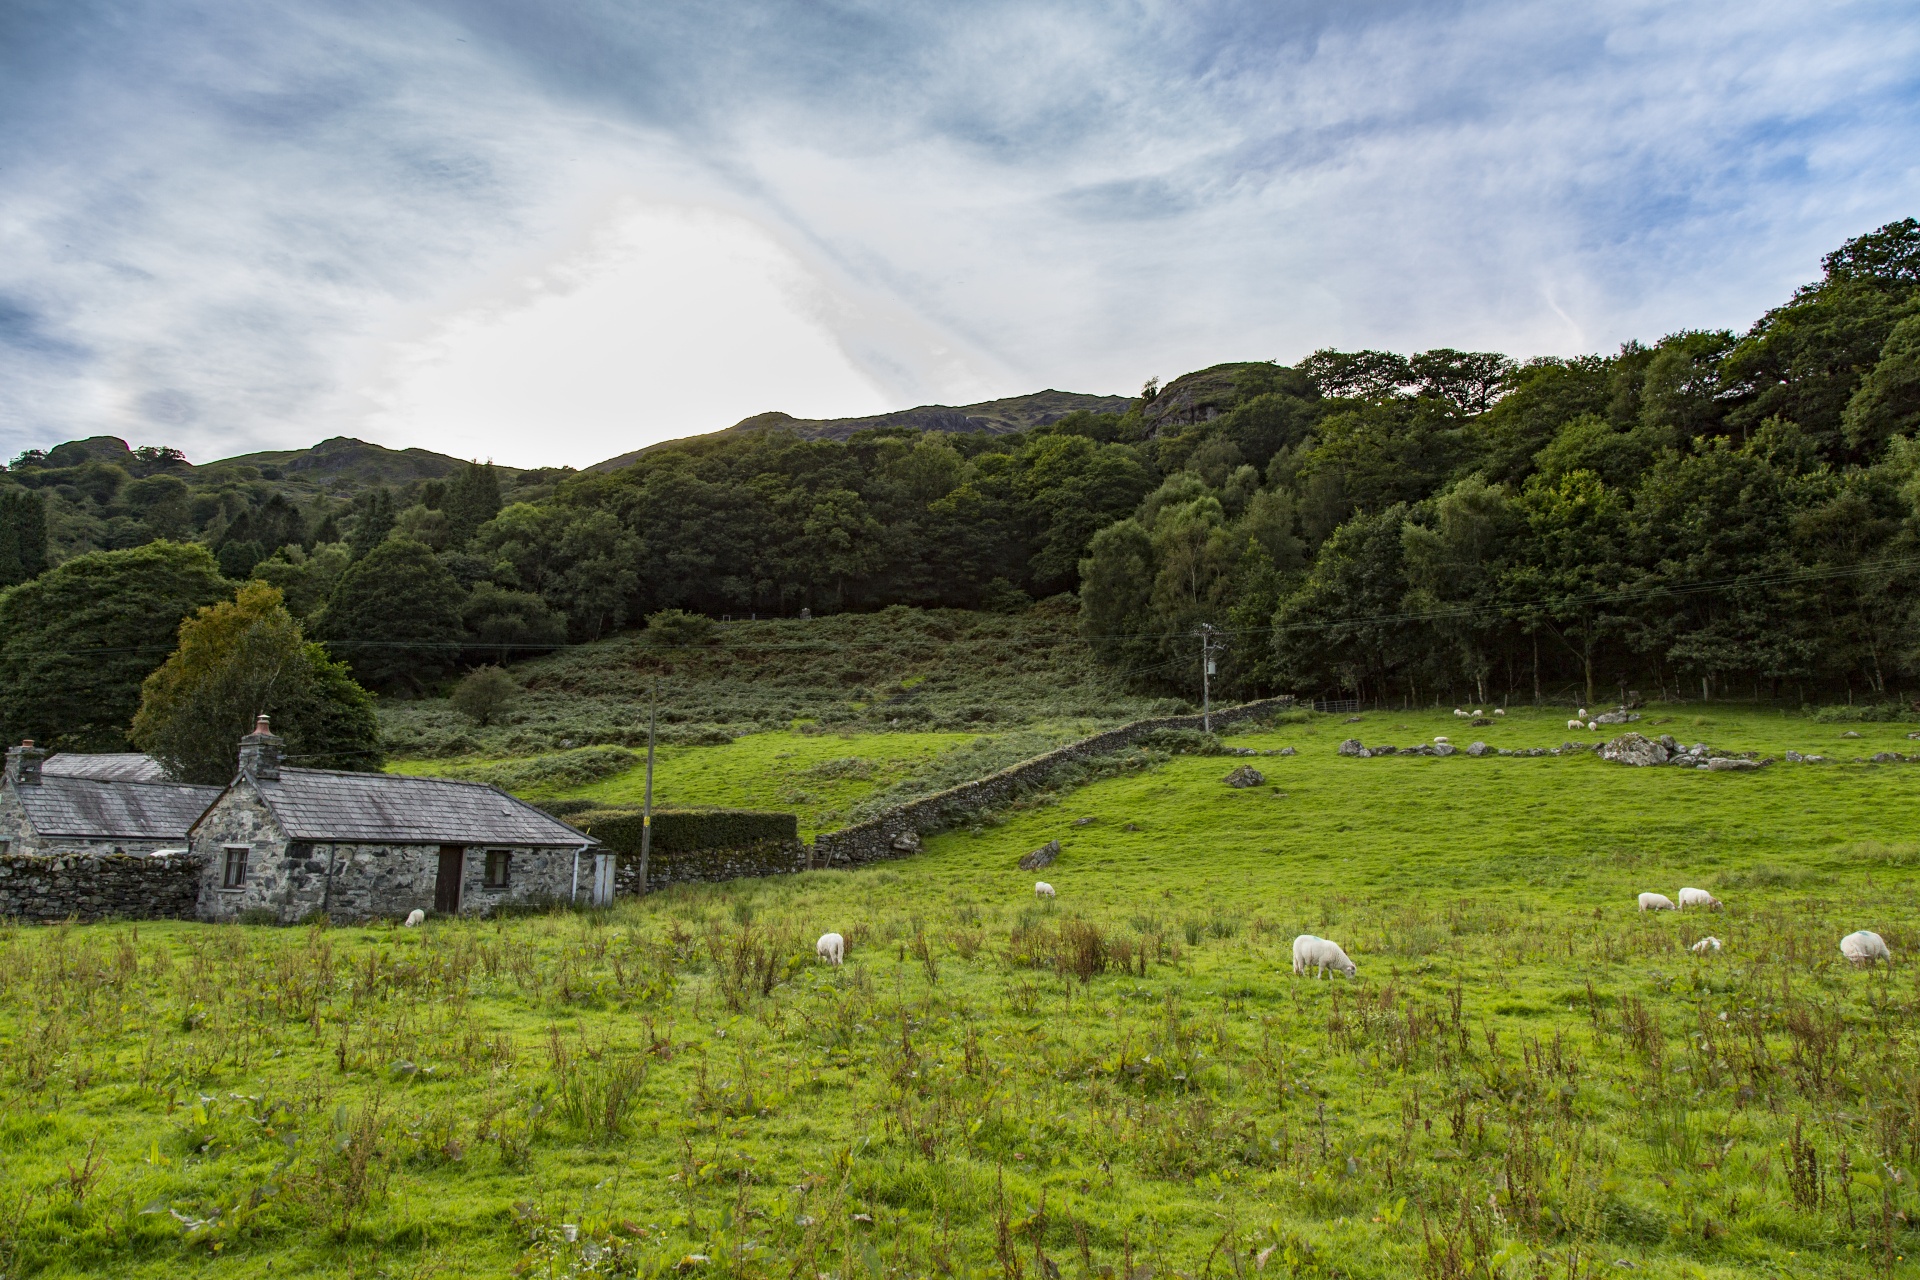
left=238, top=714, right=284, bottom=781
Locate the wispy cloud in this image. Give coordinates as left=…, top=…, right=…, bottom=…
left=1, top=0, right=1916, bottom=464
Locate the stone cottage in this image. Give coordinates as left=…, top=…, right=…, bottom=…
left=190, top=717, right=601, bottom=923
left=0, top=740, right=222, bottom=856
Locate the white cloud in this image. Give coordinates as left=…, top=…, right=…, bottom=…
left=354, top=202, right=905, bottom=467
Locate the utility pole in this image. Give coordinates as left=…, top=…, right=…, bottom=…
left=639, top=674, right=656, bottom=895
left=1196, top=624, right=1226, bottom=732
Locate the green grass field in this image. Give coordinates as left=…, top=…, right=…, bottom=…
left=5, top=704, right=1920, bottom=1277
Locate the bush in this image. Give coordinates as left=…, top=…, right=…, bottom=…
left=458, top=746, right=639, bottom=792
left=570, top=807, right=797, bottom=854
left=645, top=609, right=717, bottom=648
left=450, top=666, right=520, bottom=726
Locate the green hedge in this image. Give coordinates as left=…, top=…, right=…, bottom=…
left=568, top=807, right=797, bottom=855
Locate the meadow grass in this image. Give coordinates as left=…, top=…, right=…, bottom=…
left=5, top=704, right=1920, bottom=1277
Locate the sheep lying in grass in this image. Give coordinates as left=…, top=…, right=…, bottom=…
left=816, top=932, right=845, bottom=965
left=1690, top=936, right=1722, bottom=954
left=1292, top=935, right=1357, bottom=979
left=1678, top=887, right=1722, bottom=910
left=1841, top=930, right=1892, bottom=966
left=1034, top=882, right=1056, bottom=899
left=1638, top=892, right=1677, bottom=912
left=404, top=909, right=425, bottom=927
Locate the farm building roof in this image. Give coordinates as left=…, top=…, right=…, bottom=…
left=43, top=753, right=172, bottom=783
left=11, top=775, right=222, bottom=840
left=235, top=768, right=592, bottom=847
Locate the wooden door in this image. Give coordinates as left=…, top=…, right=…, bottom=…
left=592, top=852, right=616, bottom=907
left=435, top=846, right=463, bottom=914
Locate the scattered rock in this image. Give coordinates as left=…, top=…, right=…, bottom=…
left=1466, top=741, right=1490, bottom=756
left=890, top=831, right=922, bottom=853
left=1657, top=734, right=1678, bottom=751
left=1470, top=717, right=1493, bottom=727
left=1842, top=730, right=1863, bottom=738
left=1338, top=738, right=1364, bottom=757
left=1121, top=822, right=1139, bottom=832
left=1344, top=716, right=1363, bottom=723
left=1592, top=708, right=1639, bottom=725
left=1071, top=816, right=1095, bottom=827
left=1785, top=750, right=1803, bottom=762
left=1871, top=751, right=1904, bottom=763
left=1372, top=744, right=1399, bottom=755
left=1018, top=839, right=1061, bottom=871
left=1433, top=743, right=1456, bottom=756
left=1223, top=764, right=1266, bottom=788
left=1704, top=757, right=1759, bottom=772
left=1600, top=732, right=1669, bottom=767
left=1277, top=746, right=1296, bottom=756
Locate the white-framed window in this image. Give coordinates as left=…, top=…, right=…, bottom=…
left=484, top=848, right=512, bottom=888
left=222, top=845, right=250, bottom=889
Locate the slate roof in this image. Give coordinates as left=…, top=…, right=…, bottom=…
left=12, top=776, right=223, bottom=839
left=238, top=768, right=592, bottom=847
left=43, top=753, right=171, bottom=783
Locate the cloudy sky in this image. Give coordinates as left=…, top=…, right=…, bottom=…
left=2, top=1, right=1917, bottom=469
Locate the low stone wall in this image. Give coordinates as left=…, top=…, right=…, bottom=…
left=811, top=695, right=1296, bottom=867
left=614, top=839, right=811, bottom=895
left=0, top=851, right=206, bottom=922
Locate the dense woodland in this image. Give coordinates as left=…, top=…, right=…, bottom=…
left=3, top=218, right=1920, bottom=733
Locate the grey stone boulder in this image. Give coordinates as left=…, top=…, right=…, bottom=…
left=1277, top=746, right=1297, bottom=756
left=1433, top=743, right=1457, bottom=756
left=1601, top=732, right=1669, bottom=767
left=1018, top=839, right=1061, bottom=871
left=1224, top=764, right=1266, bottom=788
left=1871, top=751, right=1904, bottom=763
left=1338, top=738, right=1364, bottom=756
left=1785, top=750, right=1803, bottom=762
left=1593, top=708, right=1639, bottom=726
left=890, top=831, right=922, bottom=853
left=1466, top=741, right=1491, bottom=757
left=1658, top=734, right=1678, bottom=751
left=1842, top=730, right=1863, bottom=738
left=1704, top=757, right=1759, bottom=772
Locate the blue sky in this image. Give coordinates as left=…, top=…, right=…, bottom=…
left=1, top=0, right=1917, bottom=467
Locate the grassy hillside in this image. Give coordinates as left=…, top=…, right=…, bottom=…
left=380, top=605, right=1178, bottom=760
left=6, top=703, right=1919, bottom=1276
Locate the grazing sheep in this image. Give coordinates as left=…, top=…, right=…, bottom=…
left=1638, top=892, right=1677, bottom=912
left=1841, top=930, right=1892, bottom=966
left=1453, top=708, right=1467, bottom=717
left=1034, top=882, right=1056, bottom=899
left=404, top=909, right=425, bottom=927
left=1578, top=707, right=1588, bottom=719
left=816, top=932, right=845, bottom=965
left=1589, top=721, right=1601, bottom=731
left=1678, top=887, right=1722, bottom=911
left=1434, top=735, right=1450, bottom=744
left=1292, top=934, right=1357, bottom=979
left=1567, top=719, right=1584, bottom=730
left=1493, top=709, right=1506, bottom=717
left=1472, top=709, right=1483, bottom=717
left=1690, top=936, right=1722, bottom=954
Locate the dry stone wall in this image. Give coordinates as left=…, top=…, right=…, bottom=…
left=0, top=851, right=205, bottom=921
left=810, top=696, right=1296, bottom=867
left=614, top=838, right=812, bottom=895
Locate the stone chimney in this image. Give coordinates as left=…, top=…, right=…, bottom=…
left=5, top=740, right=44, bottom=787
left=238, top=715, right=283, bottom=781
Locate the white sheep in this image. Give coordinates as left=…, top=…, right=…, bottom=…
left=1034, top=882, right=1056, bottom=899
left=1472, top=709, right=1483, bottom=717
left=1292, top=934, right=1357, bottom=979
left=1638, top=892, right=1677, bottom=912
left=1434, top=735, right=1450, bottom=744
left=1841, top=930, right=1892, bottom=967
left=1453, top=708, right=1467, bottom=717
left=1567, top=719, right=1583, bottom=730
left=1578, top=707, right=1588, bottom=718
left=1589, top=721, right=1601, bottom=731
left=1493, top=709, right=1506, bottom=717
left=1690, top=936, right=1722, bottom=954
left=816, top=932, right=845, bottom=965
left=404, top=909, right=425, bottom=927
left=1678, top=887, right=1722, bottom=911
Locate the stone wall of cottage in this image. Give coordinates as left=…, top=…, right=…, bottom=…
left=809, top=695, right=1297, bottom=867
left=0, top=851, right=204, bottom=921
left=191, top=783, right=583, bottom=921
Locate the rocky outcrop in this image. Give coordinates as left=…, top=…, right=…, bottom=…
left=1601, top=732, right=1669, bottom=766
left=1019, top=839, right=1061, bottom=871
left=1223, top=765, right=1266, bottom=787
